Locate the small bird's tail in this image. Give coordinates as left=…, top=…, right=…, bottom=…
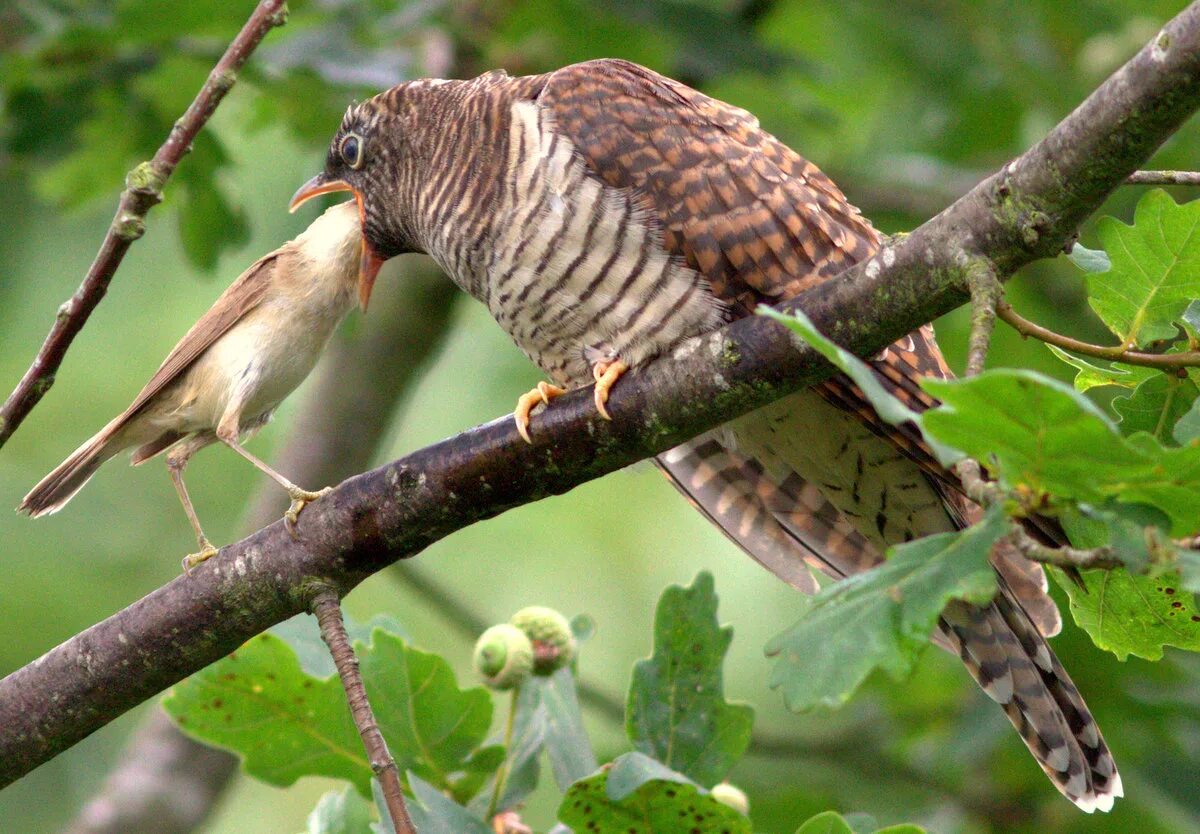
left=19, top=419, right=129, bottom=517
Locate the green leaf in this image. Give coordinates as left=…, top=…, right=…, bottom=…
left=626, top=572, right=753, bottom=787
left=921, top=369, right=1200, bottom=535
left=556, top=754, right=751, bottom=834
left=540, top=667, right=598, bottom=790
left=1180, top=551, right=1200, bottom=594
left=760, top=307, right=960, bottom=466
left=468, top=682, right=545, bottom=817
left=1054, top=569, right=1200, bottom=660
left=1088, top=190, right=1200, bottom=346
left=303, top=787, right=374, bottom=834
left=1174, top=396, right=1200, bottom=445
left=163, top=630, right=498, bottom=799
left=1067, top=243, right=1112, bottom=273
left=1045, top=344, right=1153, bottom=392
left=356, top=630, right=500, bottom=802
left=394, top=773, right=493, bottom=834
left=604, top=751, right=694, bottom=800
left=795, top=811, right=854, bottom=834
left=162, top=633, right=368, bottom=790
left=1182, top=300, right=1200, bottom=340
left=766, top=508, right=1005, bottom=711
left=1113, top=373, right=1199, bottom=442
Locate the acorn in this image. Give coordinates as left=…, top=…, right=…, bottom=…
left=711, top=782, right=750, bottom=816
left=510, top=606, right=576, bottom=675
left=473, top=624, right=534, bottom=690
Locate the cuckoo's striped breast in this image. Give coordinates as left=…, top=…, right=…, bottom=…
left=429, top=100, right=727, bottom=386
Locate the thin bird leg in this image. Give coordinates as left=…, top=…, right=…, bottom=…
left=216, top=424, right=331, bottom=536
left=592, top=358, right=628, bottom=420
left=513, top=381, right=567, bottom=443
left=166, top=435, right=220, bottom=572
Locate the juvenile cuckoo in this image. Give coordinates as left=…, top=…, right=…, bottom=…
left=292, top=59, right=1120, bottom=811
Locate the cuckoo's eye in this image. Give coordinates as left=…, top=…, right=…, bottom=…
left=340, top=133, right=364, bottom=169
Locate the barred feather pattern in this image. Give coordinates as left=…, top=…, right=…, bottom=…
left=340, top=58, right=1119, bottom=810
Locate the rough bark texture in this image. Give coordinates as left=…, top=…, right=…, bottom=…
left=4, top=2, right=1200, bottom=790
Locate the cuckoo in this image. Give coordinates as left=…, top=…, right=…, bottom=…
left=291, top=59, right=1120, bottom=811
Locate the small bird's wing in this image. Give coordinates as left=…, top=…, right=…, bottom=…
left=121, top=253, right=279, bottom=420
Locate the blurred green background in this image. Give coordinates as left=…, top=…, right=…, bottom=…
left=2, top=1, right=1199, bottom=832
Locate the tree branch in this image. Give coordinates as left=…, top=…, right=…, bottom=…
left=61, top=259, right=457, bottom=834
left=4, top=0, right=1200, bottom=790
left=311, top=589, right=415, bottom=834
left=0, top=0, right=288, bottom=452
left=1127, top=169, right=1200, bottom=185
left=997, top=300, right=1200, bottom=368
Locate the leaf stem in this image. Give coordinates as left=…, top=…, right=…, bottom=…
left=0, top=0, right=288, bottom=452
left=1008, top=526, right=1123, bottom=570
left=486, top=682, right=522, bottom=820
left=997, top=301, right=1200, bottom=368
left=311, top=589, right=416, bottom=834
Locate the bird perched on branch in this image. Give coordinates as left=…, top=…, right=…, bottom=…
left=292, top=59, right=1120, bottom=811
left=20, top=201, right=374, bottom=570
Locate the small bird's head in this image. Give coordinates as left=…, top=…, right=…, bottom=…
left=290, top=96, right=413, bottom=310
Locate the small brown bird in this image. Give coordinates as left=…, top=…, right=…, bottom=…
left=292, top=60, right=1120, bottom=810
left=20, top=201, right=376, bottom=569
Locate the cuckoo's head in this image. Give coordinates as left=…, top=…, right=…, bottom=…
left=290, top=91, right=420, bottom=310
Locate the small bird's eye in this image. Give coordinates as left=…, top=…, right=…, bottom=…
left=340, top=133, right=364, bottom=169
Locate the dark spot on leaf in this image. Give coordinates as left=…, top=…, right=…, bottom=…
left=1165, top=587, right=1176, bottom=595
left=211, top=698, right=222, bottom=709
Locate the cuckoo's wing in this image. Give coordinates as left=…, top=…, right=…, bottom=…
left=540, top=58, right=1061, bottom=631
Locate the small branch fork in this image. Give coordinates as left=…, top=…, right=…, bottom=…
left=0, top=0, right=288, bottom=452
left=953, top=260, right=1123, bottom=570
left=311, top=589, right=416, bottom=834
left=997, top=301, right=1200, bottom=369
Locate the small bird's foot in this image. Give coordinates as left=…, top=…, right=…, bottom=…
left=513, top=381, right=567, bottom=443
left=181, top=541, right=220, bottom=573
left=592, top=359, right=628, bottom=420
left=284, top=486, right=333, bottom=536
left=492, top=811, right=533, bottom=834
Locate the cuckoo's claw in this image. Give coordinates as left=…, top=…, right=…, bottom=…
left=513, top=381, right=567, bottom=443
left=592, top=359, right=628, bottom=421
left=284, top=486, right=333, bottom=536
left=181, top=540, right=220, bottom=573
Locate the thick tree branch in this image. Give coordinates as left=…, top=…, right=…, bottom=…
left=4, top=2, right=1200, bottom=790
left=0, top=0, right=288, bottom=452
left=61, top=260, right=457, bottom=834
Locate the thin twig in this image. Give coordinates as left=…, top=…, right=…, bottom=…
left=998, top=301, right=1200, bottom=368
left=311, top=589, right=416, bottom=834
left=0, top=0, right=288, bottom=452
left=954, top=259, right=1004, bottom=496
left=1127, top=170, right=1200, bottom=185
left=1009, top=526, right=1122, bottom=570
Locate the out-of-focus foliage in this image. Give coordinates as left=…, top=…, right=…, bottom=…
left=3, top=2, right=1200, bottom=833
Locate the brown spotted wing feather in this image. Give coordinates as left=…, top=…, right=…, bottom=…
left=536, top=59, right=1116, bottom=809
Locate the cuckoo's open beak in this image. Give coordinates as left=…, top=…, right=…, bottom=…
left=290, top=174, right=385, bottom=311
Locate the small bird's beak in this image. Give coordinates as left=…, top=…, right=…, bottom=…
left=290, top=174, right=386, bottom=312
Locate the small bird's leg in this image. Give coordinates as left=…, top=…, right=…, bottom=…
left=591, top=358, right=628, bottom=420
left=166, top=435, right=220, bottom=572
left=513, top=381, right=567, bottom=443
left=216, top=421, right=331, bottom=536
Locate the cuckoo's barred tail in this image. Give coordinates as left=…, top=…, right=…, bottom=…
left=658, top=417, right=1121, bottom=813
left=940, top=589, right=1121, bottom=811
